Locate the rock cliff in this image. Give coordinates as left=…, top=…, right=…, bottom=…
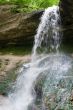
left=59, top=0, right=73, bottom=44
left=0, top=5, right=43, bottom=46
left=0, top=2, right=73, bottom=46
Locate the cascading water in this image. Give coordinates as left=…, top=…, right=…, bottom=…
left=32, top=6, right=61, bottom=58
left=0, top=5, right=73, bottom=110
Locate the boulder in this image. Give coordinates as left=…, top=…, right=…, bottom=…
left=0, top=5, right=44, bottom=46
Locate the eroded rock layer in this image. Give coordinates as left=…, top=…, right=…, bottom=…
left=0, top=5, right=43, bottom=46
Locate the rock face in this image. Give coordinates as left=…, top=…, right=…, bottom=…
left=59, top=0, right=73, bottom=44
left=0, top=5, right=43, bottom=46
left=0, top=2, right=73, bottom=46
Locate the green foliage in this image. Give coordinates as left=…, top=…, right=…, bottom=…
left=0, top=0, right=59, bottom=12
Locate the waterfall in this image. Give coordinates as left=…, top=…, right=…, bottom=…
left=0, top=5, right=73, bottom=110
left=32, top=6, right=61, bottom=59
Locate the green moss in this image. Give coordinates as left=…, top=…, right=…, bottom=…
left=0, top=46, right=32, bottom=55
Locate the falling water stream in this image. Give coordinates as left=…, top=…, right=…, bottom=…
left=0, top=5, right=73, bottom=110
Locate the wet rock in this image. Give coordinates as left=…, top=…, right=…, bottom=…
left=0, top=5, right=44, bottom=47
left=33, top=74, right=47, bottom=110
left=59, top=0, right=73, bottom=44
left=34, top=74, right=46, bottom=99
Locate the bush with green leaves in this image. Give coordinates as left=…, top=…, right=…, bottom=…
left=0, top=0, right=59, bottom=12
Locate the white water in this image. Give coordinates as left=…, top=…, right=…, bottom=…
left=32, top=6, right=60, bottom=59
left=0, top=5, right=73, bottom=110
